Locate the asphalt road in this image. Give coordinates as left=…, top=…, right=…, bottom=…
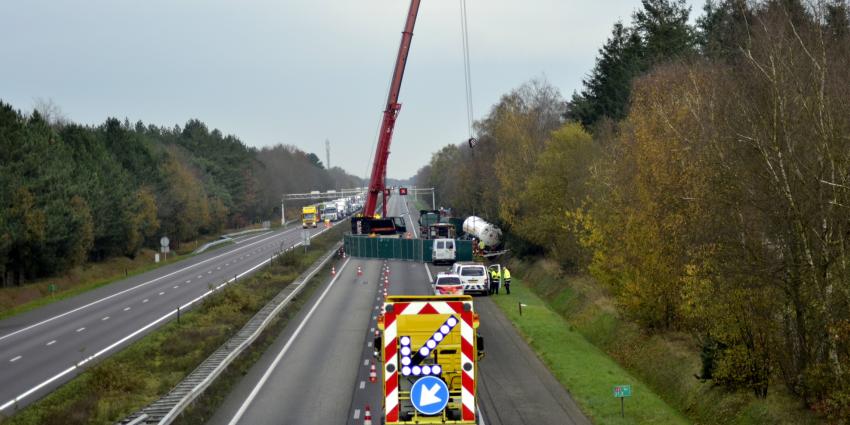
left=209, top=195, right=590, bottom=425
left=0, top=220, right=346, bottom=415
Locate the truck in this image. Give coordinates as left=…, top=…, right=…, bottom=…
left=376, top=295, right=484, bottom=424
left=321, top=204, right=338, bottom=222
left=461, top=216, right=502, bottom=248
left=301, top=205, right=318, bottom=228
left=419, top=210, right=441, bottom=237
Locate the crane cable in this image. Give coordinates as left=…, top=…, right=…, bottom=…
left=459, top=0, right=475, bottom=141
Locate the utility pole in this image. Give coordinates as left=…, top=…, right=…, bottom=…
left=325, top=139, right=331, bottom=169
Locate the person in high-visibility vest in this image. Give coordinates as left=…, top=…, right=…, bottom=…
left=503, top=267, right=512, bottom=294
left=489, top=268, right=499, bottom=295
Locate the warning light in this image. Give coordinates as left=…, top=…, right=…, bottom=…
left=412, top=365, right=422, bottom=376
left=431, top=365, right=442, bottom=375
left=402, top=366, right=412, bottom=376
left=399, top=187, right=408, bottom=195
left=422, top=365, right=432, bottom=375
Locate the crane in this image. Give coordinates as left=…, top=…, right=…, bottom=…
left=352, top=0, right=422, bottom=236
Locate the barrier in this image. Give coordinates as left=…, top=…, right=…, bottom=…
left=343, top=235, right=473, bottom=262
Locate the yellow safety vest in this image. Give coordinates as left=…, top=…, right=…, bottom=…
left=503, top=268, right=511, bottom=279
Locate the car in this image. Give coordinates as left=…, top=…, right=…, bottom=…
left=450, top=262, right=489, bottom=295
left=432, top=272, right=464, bottom=295
left=431, top=238, right=456, bottom=265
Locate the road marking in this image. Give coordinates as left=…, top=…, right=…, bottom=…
left=159, top=292, right=165, bottom=296
left=353, top=409, right=361, bottom=420
left=217, top=267, right=221, bottom=270
left=10, top=356, right=21, bottom=363
left=226, top=258, right=351, bottom=425
left=102, top=316, right=109, bottom=321
left=143, top=299, right=149, bottom=303
left=76, top=327, right=85, bottom=332
left=225, top=263, right=229, bottom=266
left=0, top=221, right=346, bottom=414
left=207, top=271, right=212, bottom=274
left=186, top=280, right=191, bottom=284
left=124, top=307, right=131, bottom=311
left=370, top=327, right=375, bottom=333
left=367, top=341, right=372, bottom=347
left=364, top=359, right=369, bottom=366
left=0, top=227, right=300, bottom=343
left=174, top=285, right=179, bottom=289
left=197, top=275, right=203, bottom=279
left=46, top=340, right=56, bottom=346
left=359, top=381, right=365, bottom=390
left=372, top=315, right=377, bottom=320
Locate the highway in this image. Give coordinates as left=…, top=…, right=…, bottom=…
left=208, top=195, right=589, bottom=425
left=0, top=220, right=343, bottom=415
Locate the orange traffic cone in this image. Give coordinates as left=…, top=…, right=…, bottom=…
left=364, top=404, right=372, bottom=425
left=369, top=362, right=377, bottom=383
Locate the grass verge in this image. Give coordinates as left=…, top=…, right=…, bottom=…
left=490, top=279, right=689, bottom=424
left=0, top=225, right=346, bottom=425
left=504, top=258, right=822, bottom=425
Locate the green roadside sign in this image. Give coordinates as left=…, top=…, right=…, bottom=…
left=613, top=385, right=632, bottom=398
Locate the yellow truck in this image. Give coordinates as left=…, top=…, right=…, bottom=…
left=376, top=295, right=484, bottom=424
left=301, top=205, right=318, bottom=228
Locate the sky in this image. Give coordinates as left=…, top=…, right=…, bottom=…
left=1, top=0, right=702, bottom=180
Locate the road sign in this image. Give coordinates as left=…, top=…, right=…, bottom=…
left=613, top=385, right=632, bottom=398
left=160, top=236, right=170, bottom=248
left=399, top=187, right=408, bottom=195
left=410, top=376, right=449, bottom=415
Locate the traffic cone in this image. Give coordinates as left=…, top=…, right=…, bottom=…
left=331, top=266, right=336, bottom=276
left=364, top=404, right=372, bottom=425
left=369, top=362, right=377, bottom=383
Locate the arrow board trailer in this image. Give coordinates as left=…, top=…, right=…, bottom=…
left=376, top=295, right=484, bottom=424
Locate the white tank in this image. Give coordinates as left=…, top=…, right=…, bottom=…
left=462, top=216, right=502, bottom=248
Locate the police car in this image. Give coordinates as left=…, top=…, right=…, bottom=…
left=449, top=262, right=489, bottom=295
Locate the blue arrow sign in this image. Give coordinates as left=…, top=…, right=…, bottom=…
left=410, top=376, right=449, bottom=415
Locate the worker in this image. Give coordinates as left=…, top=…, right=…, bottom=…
left=488, top=268, right=499, bottom=295
left=503, top=266, right=511, bottom=294
left=478, top=239, right=486, bottom=252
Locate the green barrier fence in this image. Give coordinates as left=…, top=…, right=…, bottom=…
left=344, top=235, right=473, bottom=262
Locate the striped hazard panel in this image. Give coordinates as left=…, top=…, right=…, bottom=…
left=383, top=301, right=475, bottom=422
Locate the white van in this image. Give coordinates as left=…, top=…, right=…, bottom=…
left=431, top=238, right=456, bottom=265
left=450, top=262, right=489, bottom=295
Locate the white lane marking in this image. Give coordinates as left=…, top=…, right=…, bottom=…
left=159, top=292, right=165, bottom=296
left=226, top=258, right=351, bottom=425
left=370, top=327, right=375, bottom=333
left=359, top=381, right=365, bottom=390
left=174, top=285, right=179, bottom=289
left=367, top=341, right=372, bottom=347
left=207, top=271, right=212, bottom=274
left=0, top=228, right=299, bottom=343
left=186, top=280, right=191, bottom=284
left=0, top=221, right=345, bottom=413
left=197, top=275, right=203, bottom=279
left=10, top=356, right=21, bottom=362
left=478, top=405, right=487, bottom=425
left=124, top=307, right=131, bottom=312
left=143, top=299, right=149, bottom=303
left=76, top=327, right=85, bottom=332
left=402, top=199, right=419, bottom=239
left=353, top=409, right=361, bottom=420
left=372, top=315, right=377, bottom=320
left=46, top=340, right=56, bottom=346
left=225, top=263, right=229, bottom=266
left=233, top=231, right=273, bottom=245
left=217, top=267, right=221, bottom=270
left=102, top=316, right=109, bottom=321
left=364, top=359, right=369, bottom=366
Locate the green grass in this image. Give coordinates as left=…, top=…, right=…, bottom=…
left=490, top=280, right=689, bottom=424
left=0, top=225, right=346, bottom=425
left=503, top=259, right=823, bottom=425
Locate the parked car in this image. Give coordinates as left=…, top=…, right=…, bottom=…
left=431, top=238, right=456, bottom=265
left=450, top=262, right=489, bottom=295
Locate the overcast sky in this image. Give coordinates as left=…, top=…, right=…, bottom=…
left=1, top=0, right=701, bottom=180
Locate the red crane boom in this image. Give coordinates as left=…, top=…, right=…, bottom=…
left=363, top=0, right=422, bottom=218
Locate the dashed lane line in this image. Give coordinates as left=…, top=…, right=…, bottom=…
left=46, top=340, right=56, bottom=346
left=10, top=356, right=21, bottom=363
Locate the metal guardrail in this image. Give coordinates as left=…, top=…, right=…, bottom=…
left=118, top=242, right=342, bottom=425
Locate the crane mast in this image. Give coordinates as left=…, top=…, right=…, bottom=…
left=364, top=0, right=422, bottom=218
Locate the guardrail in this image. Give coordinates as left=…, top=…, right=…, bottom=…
left=118, top=241, right=342, bottom=425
